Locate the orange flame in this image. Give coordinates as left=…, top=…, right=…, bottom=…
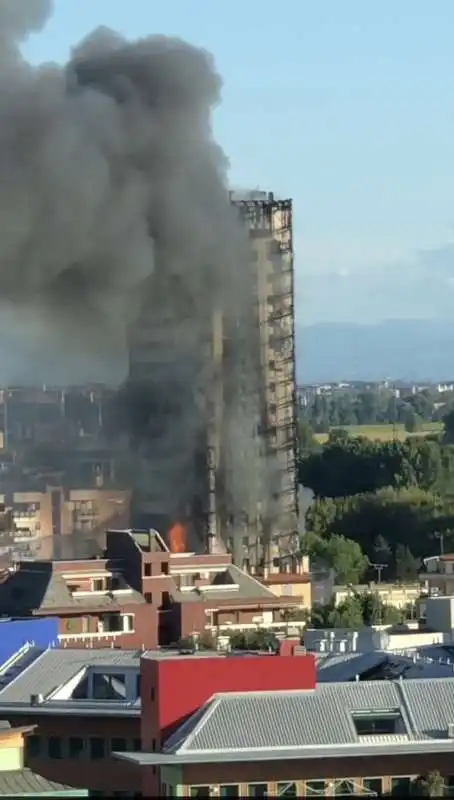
left=168, top=522, right=187, bottom=554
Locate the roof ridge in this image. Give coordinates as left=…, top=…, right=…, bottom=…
left=395, top=678, right=418, bottom=738
left=179, top=694, right=222, bottom=753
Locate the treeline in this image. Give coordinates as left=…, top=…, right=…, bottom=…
left=299, top=386, right=450, bottom=433
left=299, top=431, right=454, bottom=583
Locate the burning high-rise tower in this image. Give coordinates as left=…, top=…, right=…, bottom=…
left=129, top=190, right=299, bottom=571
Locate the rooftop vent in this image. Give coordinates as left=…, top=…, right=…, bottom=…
left=448, top=723, right=454, bottom=739
left=30, top=693, right=44, bottom=706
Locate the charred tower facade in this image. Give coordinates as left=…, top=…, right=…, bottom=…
left=129, top=191, right=298, bottom=570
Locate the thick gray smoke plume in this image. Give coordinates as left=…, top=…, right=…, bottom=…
left=0, top=0, right=271, bottom=552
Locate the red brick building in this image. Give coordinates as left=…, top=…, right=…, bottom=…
left=0, top=529, right=302, bottom=649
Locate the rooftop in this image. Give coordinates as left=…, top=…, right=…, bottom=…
left=0, top=562, right=145, bottom=614
left=170, top=563, right=280, bottom=605
left=0, top=768, right=87, bottom=796
left=0, top=646, right=142, bottom=716
left=0, top=644, right=287, bottom=715
left=116, top=677, right=454, bottom=766
left=315, top=650, right=454, bottom=682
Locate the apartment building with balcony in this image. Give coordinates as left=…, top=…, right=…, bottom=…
left=0, top=529, right=303, bottom=650
left=420, top=553, right=454, bottom=597
left=0, top=487, right=130, bottom=560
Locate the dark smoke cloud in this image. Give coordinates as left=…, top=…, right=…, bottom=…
left=0, top=0, right=270, bottom=549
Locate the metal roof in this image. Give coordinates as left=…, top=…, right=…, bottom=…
left=0, top=767, right=88, bottom=796
left=114, top=739, right=454, bottom=767
left=164, top=682, right=411, bottom=754
left=315, top=650, right=454, bottom=682
left=115, top=677, right=454, bottom=766
left=0, top=646, right=141, bottom=715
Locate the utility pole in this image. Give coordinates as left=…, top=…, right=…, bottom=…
left=368, top=560, right=387, bottom=584
left=435, top=531, right=445, bottom=557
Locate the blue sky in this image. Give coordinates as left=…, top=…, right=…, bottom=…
left=23, top=0, right=454, bottom=324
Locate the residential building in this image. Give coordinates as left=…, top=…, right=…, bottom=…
left=129, top=192, right=298, bottom=572
left=258, top=558, right=311, bottom=612
left=0, top=487, right=131, bottom=560
left=0, top=529, right=303, bottom=649
left=118, top=675, right=454, bottom=797
left=0, top=639, right=315, bottom=796
left=420, top=553, right=454, bottom=596
left=333, top=582, right=420, bottom=611
left=0, top=720, right=87, bottom=796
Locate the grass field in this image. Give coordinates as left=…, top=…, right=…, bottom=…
left=313, top=421, right=443, bottom=444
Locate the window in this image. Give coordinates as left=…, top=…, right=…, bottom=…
left=111, top=738, right=127, bottom=753
left=190, top=789, right=211, bottom=798
left=122, top=614, right=134, bottom=632
left=220, top=786, right=239, bottom=798
left=305, top=781, right=325, bottom=796
left=391, top=777, right=411, bottom=795
left=161, top=562, right=169, bottom=575
left=93, top=672, right=126, bottom=700
left=48, top=736, right=62, bottom=759
left=150, top=687, right=155, bottom=702
left=133, top=739, right=141, bottom=752
left=93, top=579, right=104, bottom=591
left=89, top=737, right=105, bottom=760
left=26, top=735, right=41, bottom=757
left=335, top=781, right=354, bottom=796
left=68, top=736, right=85, bottom=758
left=144, top=563, right=152, bottom=577
left=353, top=712, right=402, bottom=736
left=363, top=778, right=383, bottom=796
left=145, top=593, right=152, bottom=604
left=276, top=784, right=297, bottom=798
left=248, top=786, right=268, bottom=798
left=136, top=675, right=141, bottom=699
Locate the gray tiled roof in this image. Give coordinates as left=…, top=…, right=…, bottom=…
left=170, top=564, right=278, bottom=604
left=0, top=767, right=86, bottom=795
left=0, top=647, right=140, bottom=705
left=163, top=678, right=454, bottom=756
left=0, top=563, right=144, bottom=612
left=0, top=566, right=73, bottom=613
left=164, top=681, right=410, bottom=753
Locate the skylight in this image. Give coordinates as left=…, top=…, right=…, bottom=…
left=352, top=710, right=405, bottom=736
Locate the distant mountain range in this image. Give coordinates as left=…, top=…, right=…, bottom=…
left=297, top=319, right=454, bottom=384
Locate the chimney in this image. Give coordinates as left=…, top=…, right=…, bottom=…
left=278, top=638, right=300, bottom=657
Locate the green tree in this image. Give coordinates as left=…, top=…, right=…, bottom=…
left=298, top=420, right=317, bottom=454
left=395, top=544, right=420, bottom=581
left=404, top=411, right=421, bottom=433
left=327, top=427, right=350, bottom=444
left=410, top=771, right=445, bottom=797
left=305, top=486, right=454, bottom=578
left=321, top=534, right=368, bottom=584
left=443, top=408, right=454, bottom=444
left=308, top=593, right=404, bottom=630
left=309, top=597, right=364, bottom=629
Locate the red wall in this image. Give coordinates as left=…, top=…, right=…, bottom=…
left=141, top=652, right=316, bottom=746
